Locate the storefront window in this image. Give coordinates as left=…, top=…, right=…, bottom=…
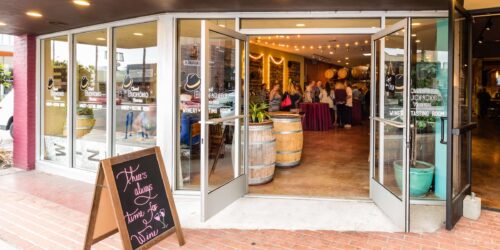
left=240, top=18, right=380, bottom=29
left=42, top=36, right=68, bottom=165
left=74, top=30, right=108, bottom=171
left=410, top=18, right=449, bottom=200
left=114, top=22, right=158, bottom=155
left=176, top=19, right=235, bottom=190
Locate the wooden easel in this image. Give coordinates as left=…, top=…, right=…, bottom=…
left=84, top=147, right=185, bottom=250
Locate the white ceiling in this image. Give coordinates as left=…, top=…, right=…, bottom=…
left=464, top=0, right=500, bottom=10
left=249, top=34, right=372, bottom=67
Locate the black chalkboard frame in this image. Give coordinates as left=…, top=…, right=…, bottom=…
left=84, top=147, right=185, bottom=250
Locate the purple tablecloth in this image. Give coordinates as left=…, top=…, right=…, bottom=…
left=300, top=103, right=332, bottom=131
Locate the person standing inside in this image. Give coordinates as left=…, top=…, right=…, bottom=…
left=269, top=84, right=282, bottom=112
left=320, top=82, right=335, bottom=126
left=334, top=81, right=347, bottom=128
left=345, top=83, right=353, bottom=128
left=290, top=84, right=303, bottom=110
left=477, top=87, right=491, bottom=118
left=304, top=80, right=315, bottom=103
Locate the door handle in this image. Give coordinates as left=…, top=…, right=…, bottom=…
left=440, top=116, right=447, bottom=144
left=452, top=122, right=477, bottom=135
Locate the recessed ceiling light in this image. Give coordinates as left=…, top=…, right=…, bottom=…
left=337, top=60, right=341, bottom=63
left=415, top=39, right=421, bottom=43
left=329, top=51, right=333, bottom=55
left=296, top=23, right=306, bottom=27
left=364, top=40, right=369, bottom=44
left=346, top=62, right=350, bottom=65
left=96, top=37, right=106, bottom=41
left=345, top=57, right=349, bottom=60
left=133, top=32, right=143, bottom=36
left=411, top=34, right=417, bottom=37
left=218, top=24, right=226, bottom=28
left=363, top=53, right=371, bottom=56
left=26, top=11, right=43, bottom=18
left=412, top=22, right=421, bottom=26
left=0, top=22, right=6, bottom=26
left=73, top=0, right=90, bottom=6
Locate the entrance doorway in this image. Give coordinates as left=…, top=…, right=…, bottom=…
left=244, top=34, right=372, bottom=198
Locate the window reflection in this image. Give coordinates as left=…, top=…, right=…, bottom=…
left=42, top=36, right=68, bottom=165
left=176, top=19, right=235, bottom=190
left=114, top=22, right=158, bottom=155
left=74, top=30, right=108, bottom=171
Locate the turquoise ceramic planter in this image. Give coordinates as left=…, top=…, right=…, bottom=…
left=393, top=160, right=435, bottom=197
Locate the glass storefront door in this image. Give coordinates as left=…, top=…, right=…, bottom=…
left=200, top=21, right=249, bottom=221
left=370, top=19, right=411, bottom=231
left=447, top=4, right=475, bottom=230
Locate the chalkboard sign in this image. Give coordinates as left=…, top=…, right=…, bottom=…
left=84, top=147, right=184, bottom=250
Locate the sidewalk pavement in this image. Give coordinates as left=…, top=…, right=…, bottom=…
left=0, top=170, right=498, bottom=250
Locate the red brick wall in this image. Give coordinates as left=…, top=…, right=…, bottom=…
left=13, top=34, right=37, bottom=170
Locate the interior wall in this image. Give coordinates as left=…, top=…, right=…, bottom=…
left=249, top=44, right=304, bottom=91
left=304, top=58, right=340, bottom=84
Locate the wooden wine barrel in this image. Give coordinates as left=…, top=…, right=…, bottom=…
left=248, top=121, right=276, bottom=185
left=337, top=68, right=349, bottom=79
left=351, top=66, right=369, bottom=79
left=271, top=114, right=303, bottom=168
left=63, top=115, right=96, bottom=138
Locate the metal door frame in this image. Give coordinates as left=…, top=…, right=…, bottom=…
left=446, top=1, right=476, bottom=230
left=369, top=18, right=411, bottom=232
left=200, top=20, right=249, bottom=221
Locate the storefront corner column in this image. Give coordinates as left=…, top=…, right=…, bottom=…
left=13, top=34, right=37, bottom=170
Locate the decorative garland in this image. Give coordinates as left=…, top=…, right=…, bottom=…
left=269, top=55, right=284, bottom=65
left=249, top=53, right=264, bottom=60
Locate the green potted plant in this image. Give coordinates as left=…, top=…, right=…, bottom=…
left=246, top=102, right=276, bottom=185
left=63, top=107, right=96, bottom=138
left=393, top=122, right=435, bottom=197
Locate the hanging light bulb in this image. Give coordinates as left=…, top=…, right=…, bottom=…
left=486, top=19, right=493, bottom=31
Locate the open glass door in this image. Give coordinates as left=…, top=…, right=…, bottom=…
left=446, top=3, right=475, bottom=229
left=200, top=20, right=248, bottom=221
left=370, top=19, right=411, bottom=231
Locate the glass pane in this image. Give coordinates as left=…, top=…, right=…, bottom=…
left=114, top=22, right=158, bottom=155
left=207, top=118, right=242, bottom=192
left=74, top=30, right=108, bottom=171
left=374, top=121, right=405, bottom=199
left=42, top=36, right=68, bottom=165
left=380, top=30, right=405, bottom=122
left=410, top=18, right=449, bottom=200
left=176, top=19, right=235, bottom=190
left=241, top=18, right=381, bottom=29
left=452, top=12, right=471, bottom=197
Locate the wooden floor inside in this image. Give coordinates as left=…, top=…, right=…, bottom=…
left=472, top=117, right=500, bottom=209
left=249, top=122, right=370, bottom=198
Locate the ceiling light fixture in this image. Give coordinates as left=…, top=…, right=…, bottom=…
left=296, top=23, right=306, bottom=27
left=26, top=11, right=43, bottom=18
left=96, top=37, right=106, bottom=41
left=411, top=34, right=417, bottom=37
left=133, top=32, right=143, bottom=36
left=478, top=36, right=484, bottom=44
left=415, top=39, right=421, bottom=43
left=363, top=53, right=371, bottom=56
left=354, top=41, right=359, bottom=46
left=218, top=24, right=226, bottom=28
left=364, top=40, right=369, bottom=44
left=486, top=19, right=493, bottom=31
left=412, top=22, right=421, bottom=26
left=337, top=60, right=341, bottom=63
left=329, top=51, right=333, bottom=55
left=73, top=0, right=90, bottom=6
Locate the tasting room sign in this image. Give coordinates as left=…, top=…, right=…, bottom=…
left=84, top=147, right=184, bottom=250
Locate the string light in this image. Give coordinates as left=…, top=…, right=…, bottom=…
left=269, top=55, right=284, bottom=65
left=250, top=53, right=264, bottom=60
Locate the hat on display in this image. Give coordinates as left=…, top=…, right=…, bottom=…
left=184, top=73, right=201, bottom=92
